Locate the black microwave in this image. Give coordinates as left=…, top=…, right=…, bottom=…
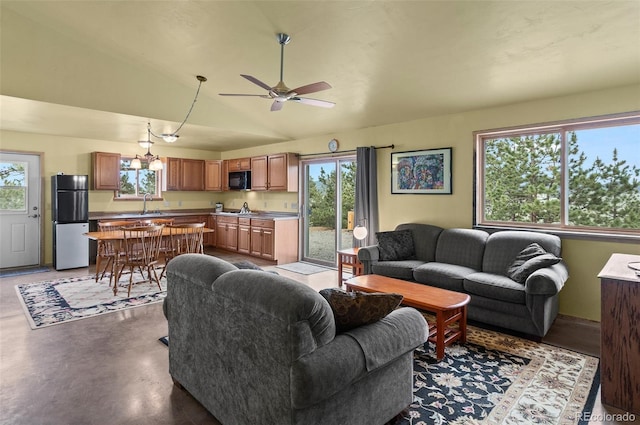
left=229, top=171, right=251, bottom=190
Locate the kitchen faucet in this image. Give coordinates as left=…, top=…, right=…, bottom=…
left=142, top=193, right=153, bottom=214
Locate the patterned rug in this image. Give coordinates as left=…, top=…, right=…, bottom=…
left=15, top=271, right=166, bottom=329
left=393, top=323, right=600, bottom=425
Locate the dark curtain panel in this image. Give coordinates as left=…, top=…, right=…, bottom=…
left=354, top=146, right=379, bottom=246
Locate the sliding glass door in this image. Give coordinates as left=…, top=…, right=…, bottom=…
left=301, top=156, right=356, bottom=267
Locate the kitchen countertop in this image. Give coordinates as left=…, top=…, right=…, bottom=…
left=89, top=209, right=299, bottom=221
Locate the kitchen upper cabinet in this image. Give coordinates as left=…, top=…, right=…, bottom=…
left=205, top=160, right=223, bottom=191
left=165, top=158, right=205, bottom=191
left=182, top=159, right=205, bottom=191
left=222, top=160, right=230, bottom=191
left=165, top=157, right=182, bottom=191
left=250, top=156, right=268, bottom=191
left=228, top=157, right=251, bottom=172
left=250, top=153, right=299, bottom=192
left=268, top=153, right=298, bottom=192
left=92, top=152, right=121, bottom=190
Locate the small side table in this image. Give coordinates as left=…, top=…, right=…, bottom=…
left=337, top=247, right=363, bottom=287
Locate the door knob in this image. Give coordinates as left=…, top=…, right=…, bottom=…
left=28, top=214, right=40, bottom=218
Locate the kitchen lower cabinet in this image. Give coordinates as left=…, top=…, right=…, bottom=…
left=249, top=218, right=298, bottom=264
left=238, top=218, right=251, bottom=254
left=216, top=216, right=238, bottom=251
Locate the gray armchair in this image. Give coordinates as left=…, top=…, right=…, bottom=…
left=164, top=254, right=428, bottom=425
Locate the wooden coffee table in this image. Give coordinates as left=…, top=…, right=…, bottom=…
left=345, top=274, right=471, bottom=360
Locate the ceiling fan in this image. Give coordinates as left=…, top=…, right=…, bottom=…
left=219, top=33, right=335, bottom=112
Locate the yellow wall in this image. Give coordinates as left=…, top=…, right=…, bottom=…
left=225, top=84, right=640, bottom=322
left=0, top=131, right=222, bottom=266
left=2, top=83, right=639, bottom=321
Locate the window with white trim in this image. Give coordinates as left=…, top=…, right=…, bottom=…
left=115, top=157, right=162, bottom=199
left=475, top=112, right=640, bottom=238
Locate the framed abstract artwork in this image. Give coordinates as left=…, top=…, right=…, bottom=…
left=391, top=147, right=452, bottom=194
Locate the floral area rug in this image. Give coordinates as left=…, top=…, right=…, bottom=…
left=394, top=323, right=600, bottom=425
left=15, top=271, right=166, bottom=329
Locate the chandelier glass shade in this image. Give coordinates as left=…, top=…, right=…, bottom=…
left=131, top=123, right=163, bottom=170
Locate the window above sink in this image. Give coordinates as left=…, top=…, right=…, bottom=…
left=115, top=156, right=163, bottom=201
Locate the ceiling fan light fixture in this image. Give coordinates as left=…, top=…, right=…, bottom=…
left=218, top=34, right=333, bottom=111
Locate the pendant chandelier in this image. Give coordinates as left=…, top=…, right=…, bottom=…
left=131, top=122, right=163, bottom=171
left=149, top=75, right=207, bottom=143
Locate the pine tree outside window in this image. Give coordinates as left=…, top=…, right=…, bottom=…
left=116, top=157, right=162, bottom=199
left=475, top=112, right=640, bottom=239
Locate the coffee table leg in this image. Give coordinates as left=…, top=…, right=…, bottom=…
left=436, top=311, right=445, bottom=360
left=460, top=306, right=467, bottom=344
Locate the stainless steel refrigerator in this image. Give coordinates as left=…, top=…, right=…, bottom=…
left=52, top=174, right=89, bottom=270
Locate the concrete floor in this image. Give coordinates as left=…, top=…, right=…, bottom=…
left=0, top=250, right=637, bottom=424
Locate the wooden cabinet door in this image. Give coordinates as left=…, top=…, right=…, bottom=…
left=228, top=157, right=251, bottom=172
left=238, top=224, right=251, bottom=254
left=181, top=159, right=205, bottom=191
left=261, top=227, right=275, bottom=260
left=226, top=223, right=238, bottom=251
left=206, top=215, right=216, bottom=246
left=251, top=156, right=268, bottom=191
left=222, top=160, right=229, bottom=191
left=205, top=160, right=222, bottom=191
left=250, top=227, right=263, bottom=256
left=92, top=152, right=120, bottom=190
left=216, top=222, right=228, bottom=248
left=266, top=153, right=286, bottom=191
left=165, top=157, right=182, bottom=191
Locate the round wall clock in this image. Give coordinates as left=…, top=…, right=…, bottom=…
left=328, top=139, right=339, bottom=152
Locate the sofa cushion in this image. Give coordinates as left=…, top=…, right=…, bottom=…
left=372, top=260, right=425, bottom=281
left=413, top=262, right=477, bottom=292
left=395, top=223, right=443, bottom=262
left=507, top=253, right=562, bottom=284
left=319, top=288, right=403, bottom=332
left=434, top=228, right=488, bottom=270
left=464, top=272, right=527, bottom=304
left=483, top=230, right=562, bottom=275
left=376, top=229, right=416, bottom=261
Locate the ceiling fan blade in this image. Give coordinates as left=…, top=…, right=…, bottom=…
left=219, top=93, right=270, bottom=98
left=270, top=101, right=285, bottom=112
left=241, top=74, right=273, bottom=91
left=291, top=97, right=335, bottom=108
left=289, top=81, right=332, bottom=96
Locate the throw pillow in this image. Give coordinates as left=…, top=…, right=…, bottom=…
left=376, top=229, right=416, bottom=261
left=505, top=243, right=546, bottom=277
left=507, top=252, right=562, bottom=284
left=319, top=288, right=403, bottom=332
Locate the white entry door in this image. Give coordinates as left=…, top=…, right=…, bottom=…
left=0, top=152, right=41, bottom=268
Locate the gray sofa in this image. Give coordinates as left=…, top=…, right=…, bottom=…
left=163, top=254, right=428, bottom=425
left=357, top=224, right=569, bottom=338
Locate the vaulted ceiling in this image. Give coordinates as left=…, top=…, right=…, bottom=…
left=2, top=1, right=639, bottom=151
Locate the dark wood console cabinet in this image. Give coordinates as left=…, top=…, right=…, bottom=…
left=598, top=253, right=640, bottom=415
